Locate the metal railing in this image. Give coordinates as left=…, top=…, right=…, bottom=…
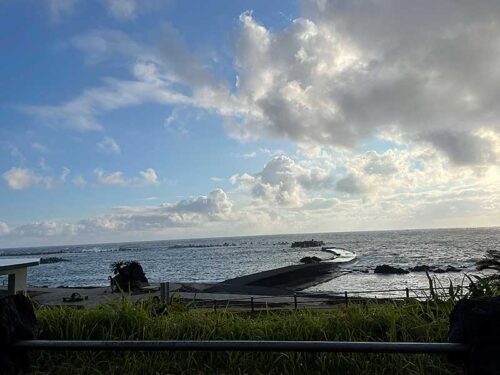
left=9, top=340, right=471, bottom=354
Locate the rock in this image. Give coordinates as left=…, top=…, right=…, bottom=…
left=291, top=239, right=325, bottom=248
left=410, top=265, right=433, bottom=272
left=449, top=297, right=500, bottom=374
left=111, top=261, right=149, bottom=292
left=299, top=256, right=322, bottom=264
left=434, top=265, right=462, bottom=273
left=374, top=265, right=409, bottom=275
left=0, top=294, right=37, bottom=374
left=40, top=257, right=70, bottom=264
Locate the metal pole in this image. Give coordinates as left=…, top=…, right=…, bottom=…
left=166, top=282, right=170, bottom=305
left=405, top=288, right=410, bottom=299
left=251, top=297, right=254, bottom=313
left=213, top=299, right=217, bottom=312
left=294, top=294, right=298, bottom=310
left=160, top=283, right=166, bottom=304
left=344, top=291, right=348, bottom=306
left=9, top=340, right=472, bottom=354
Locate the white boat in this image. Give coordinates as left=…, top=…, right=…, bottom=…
left=321, top=247, right=357, bottom=263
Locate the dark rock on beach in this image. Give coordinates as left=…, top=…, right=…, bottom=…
left=449, top=296, right=500, bottom=374
left=374, top=264, right=409, bottom=275
left=0, top=294, right=37, bottom=373
left=291, top=239, right=325, bottom=248
left=300, top=256, right=322, bottom=264
left=111, top=261, right=149, bottom=292
left=40, top=257, right=70, bottom=264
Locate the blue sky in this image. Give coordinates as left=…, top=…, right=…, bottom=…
left=1, top=0, right=499, bottom=247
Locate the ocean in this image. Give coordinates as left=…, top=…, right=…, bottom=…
left=1, top=227, right=498, bottom=296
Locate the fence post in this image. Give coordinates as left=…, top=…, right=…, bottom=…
left=251, top=297, right=254, bottom=313
left=213, top=299, right=217, bottom=312
left=160, top=282, right=166, bottom=304
left=294, top=294, right=298, bottom=310
left=344, top=291, right=348, bottom=306
left=166, top=282, right=170, bottom=305
left=405, top=287, right=410, bottom=299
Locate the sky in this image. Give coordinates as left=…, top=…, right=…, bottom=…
left=0, top=0, right=499, bottom=248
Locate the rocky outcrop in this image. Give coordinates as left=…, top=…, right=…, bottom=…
left=374, top=265, right=409, bottom=275
left=111, top=261, right=149, bottom=292
left=300, top=256, right=322, bottom=264
left=40, top=257, right=70, bottom=264
left=434, top=265, right=461, bottom=273
left=409, top=265, right=433, bottom=272
left=449, top=297, right=500, bottom=374
left=0, top=294, right=37, bottom=374
left=291, top=239, right=325, bottom=248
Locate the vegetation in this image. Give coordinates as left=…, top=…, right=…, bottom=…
left=32, top=297, right=464, bottom=375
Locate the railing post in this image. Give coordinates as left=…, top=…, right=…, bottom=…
left=213, top=299, right=217, bottom=312
left=166, top=282, right=170, bottom=305
left=160, top=282, right=166, bottom=304
left=405, top=287, right=410, bottom=299
left=251, top=297, right=254, bottom=313
left=344, top=291, right=348, bottom=306
left=294, top=294, right=298, bottom=310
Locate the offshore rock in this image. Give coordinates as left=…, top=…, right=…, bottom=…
left=291, top=239, right=325, bottom=248
left=374, top=264, right=409, bottom=275
left=300, top=256, right=322, bottom=264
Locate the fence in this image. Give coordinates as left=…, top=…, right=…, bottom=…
left=155, top=282, right=469, bottom=312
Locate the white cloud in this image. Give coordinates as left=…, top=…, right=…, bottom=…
left=31, top=143, right=48, bottom=153
left=72, top=175, right=87, bottom=187
left=97, top=137, right=121, bottom=154
left=242, top=152, right=257, bottom=159
left=94, top=168, right=126, bottom=185
left=139, top=168, right=158, bottom=185
left=0, top=222, right=10, bottom=236
left=46, top=0, right=79, bottom=21
left=232, top=155, right=333, bottom=206
left=223, top=3, right=500, bottom=165
left=94, top=168, right=159, bottom=186
left=60, top=167, right=71, bottom=182
left=102, top=0, right=137, bottom=20
left=2, top=167, right=53, bottom=190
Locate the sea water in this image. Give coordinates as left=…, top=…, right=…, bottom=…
left=0, top=227, right=498, bottom=295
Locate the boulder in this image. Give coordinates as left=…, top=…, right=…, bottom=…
left=434, top=265, right=462, bottom=273
left=299, top=256, right=322, bottom=264
left=111, top=261, right=149, bottom=292
left=374, top=265, right=409, bottom=275
left=449, top=297, right=500, bottom=374
left=0, top=294, right=37, bottom=374
left=40, top=257, right=70, bottom=264
left=410, top=265, right=433, bottom=272
left=291, top=240, right=325, bottom=248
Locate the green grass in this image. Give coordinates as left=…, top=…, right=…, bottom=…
left=30, top=298, right=464, bottom=374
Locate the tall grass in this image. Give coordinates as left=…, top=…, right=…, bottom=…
left=31, top=297, right=463, bottom=374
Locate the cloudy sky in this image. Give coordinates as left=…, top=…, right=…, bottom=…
left=1, top=0, right=499, bottom=248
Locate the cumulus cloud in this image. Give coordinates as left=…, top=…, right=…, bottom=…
left=139, top=168, right=158, bottom=185
left=2, top=167, right=53, bottom=190
left=97, top=137, right=121, bottom=154
left=72, top=175, right=87, bottom=187
left=223, top=2, right=500, bottom=165
left=94, top=169, right=126, bottom=185
left=46, top=0, right=79, bottom=21
left=2, top=189, right=233, bottom=241
left=0, top=222, right=10, bottom=236
left=232, top=155, right=333, bottom=206
left=94, top=168, right=159, bottom=186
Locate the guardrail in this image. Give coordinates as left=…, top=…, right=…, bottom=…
left=9, top=340, right=471, bottom=354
